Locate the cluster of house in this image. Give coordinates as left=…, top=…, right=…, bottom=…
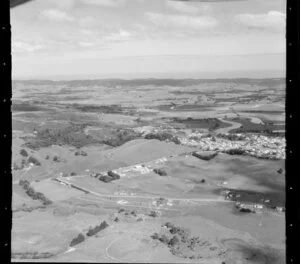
left=179, top=133, right=285, bottom=160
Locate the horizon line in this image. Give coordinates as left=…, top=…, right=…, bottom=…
left=13, top=77, right=285, bottom=82
left=13, top=70, right=285, bottom=81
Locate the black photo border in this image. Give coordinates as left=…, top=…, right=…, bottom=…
left=1, top=0, right=299, bottom=263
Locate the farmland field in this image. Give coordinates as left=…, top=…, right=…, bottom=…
left=11, top=78, right=285, bottom=263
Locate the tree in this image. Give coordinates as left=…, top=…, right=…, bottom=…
left=168, top=235, right=180, bottom=247
left=107, top=171, right=121, bottom=180
left=164, top=222, right=174, bottom=229
left=149, top=211, right=158, bottom=217
left=70, top=233, right=85, bottom=247
left=159, top=235, right=170, bottom=244
left=20, top=149, right=28, bottom=157
left=86, top=221, right=109, bottom=236
left=151, top=233, right=159, bottom=240
left=153, top=168, right=167, bottom=176
left=28, top=156, right=41, bottom=166
left=99, top=175, right=114, bottom=183
left=99, top=221, right=109, bottom=230
left=170, top=226, right=180, bottom=235
left=19, top=179, right=30, bottom=189
left=131, top=210, right=137, bottom=216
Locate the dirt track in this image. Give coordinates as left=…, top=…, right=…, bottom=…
left=55, top=177, right=230, bottom=204
left=215, top=118, right=242, bottom=134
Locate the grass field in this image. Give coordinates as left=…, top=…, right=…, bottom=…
left=11, top=78, right=285, bottom=263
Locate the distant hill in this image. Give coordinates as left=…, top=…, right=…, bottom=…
left=12, top=78, right=285, bottom=88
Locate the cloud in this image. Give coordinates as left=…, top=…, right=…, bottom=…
left=79, top=16, right=98, bottom=28
left=80, top=0, right=126, bottom=7
left=104, top=29, right=132, bottom=41
left=146, top=12, right=218, bottom=30
left=166, top=0, right=212, bottom=14
left=166, top=1, right=201, bottom=14
left=12, top=40, right=45, bottom=53
left=119, top=30, right=131, bottom=37
left=41, top=9, right=74, bottom=22
left=171, top=0, right=246, bottom=2
left=235, top=11, right=286, bottom=32
left=80, top=29, right=97, bottom=36
left=78, top=41, right=96, bottom=47
left=45, top=0, right=75, bottom=9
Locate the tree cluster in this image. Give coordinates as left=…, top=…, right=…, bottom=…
left=11, top=252, right=54, bottom=259
left=148, top=210, right=158, bottom=217
left=102, top=129, right=141, bottom=147
left=25, top=125, right=99, bottom=149
left=74, top=150, right=88, bottom=156
left=151, top=232, right=180, bottom=248
left=20, top=149, right=28, bottom=157
left=153, top=168, right=167, bottom=176
left=19, top=180, right=52, bottom=205
left=98, top=171, right=120, bottom=183
left=28, top=156, right=41, bottom=166
left=145, top=132, right=180, bottom=145
left=69, top=233, right=85, bottom=247
left=86, top=221, right=109, bottom=237
left=224, top=148, right=246, bottom=155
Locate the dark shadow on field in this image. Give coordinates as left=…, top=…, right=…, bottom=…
left=233, top=243, right=285, bottom=264
left=71, top=103, right=133, bottom=114
left=222, top=157, right=285, bottom=194
left=226, top=117, right=285, bottom=134
left=213, top=188, right=285, bottom=208
left=221, top=238, right=285, bottom=264
left=207, top=155, right=285, bottom=208
left=168, top=117, right=232, bottom=130
left=12, top=101, right=49, bottom=112
left=154, top=104, right=214, bottom=112
left=174, top=155, right=285, bottom=205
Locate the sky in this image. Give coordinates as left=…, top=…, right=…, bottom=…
left=11, top=0, right=286, bottom=79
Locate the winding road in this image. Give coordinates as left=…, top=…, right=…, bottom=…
left=215, top=118, right=242, bottom=134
